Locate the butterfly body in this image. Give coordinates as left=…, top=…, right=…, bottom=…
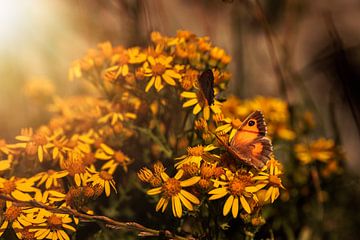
left=198, top=69, right=215, bottom=106
left=216, top=111, right=273, bottom=170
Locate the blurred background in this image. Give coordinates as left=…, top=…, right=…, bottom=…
left=0, top=0, right=359, bottom=170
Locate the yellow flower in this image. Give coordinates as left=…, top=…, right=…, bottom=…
left=181, top=91, right=222, bottom=120
left=128, top=47, right=147, bottom=64
left=98, top=111, right=137, bottom=126
left=0, top=201, right=33, bottom=238
left=95, top=145, right=131, bottom=173
left=295, top=138, right=335, bottom=164
left=252, top=159, right=285, bottom=203
left=15, top=128, right=52, bottom=162
left=32, top=170, right=69, bottom=189
left=47, top=131, right=71, bottom=165
left=0, top=154, right=12, bottom=171
left=0, top=177, right=38, bottom=201
left=61, top=151, right=90, bottom=187
left=208, top=172, right=263, bottom=217
left=147, top=169, right=200, bottom=218
left=0, top=139, right=11, bottom=156
left=143, top=56, right=181, bottom=92
left=30, top=212, right=76, bottom=240
left=87, top=168, right=117, bottom=197
left=175, top=145, right=219, bottom=168
left=215, top=117, right=243, bottom=141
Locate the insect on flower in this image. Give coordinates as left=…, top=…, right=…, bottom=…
left=215, top=111, right=273, bottom=170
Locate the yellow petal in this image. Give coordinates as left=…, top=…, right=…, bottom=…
left=165, top=69, right=181, bottom=79
left=178, top=192, right=193, bottom=211
left=193, top=104, right=202, bottom=115
left=74, top=174, right=81, bottom=186
left=208, top=187, right=227, bottom=195
left=180, top=176, right=200, bottom=187
left=101, top=144, right=114, bottom=155
left=160, top=172, right=169, bottom=182
left=105, top=181, right=110, bottom=197
left=265, top=186, right=273, bottom=202
left=182, top=98, right=198, bottom=108
left=0, top=160, right=11, bottom=171
left=180, top=190, right=199, bottom=204
left=148, top=56, right=155, bottom=66
left=147, top=187, right=162, bottom=195
left=15, top=136, right=31, bottom=141
left=38, top=146, right=44, bottom=162
left=223, top=195, right=234, bottom=216
left=154, top=76, right=163, bottom=91
left=145, top=77, right=155, bottom=92
left=62, top=224, right=76, bottom=232
left=173, top=196, right=182, bottom=218
left=11, top=190, right=32, bottom=201
left=180, top=91, right=196, bottom=98
left=232, top=197, right=239, bottom=218
left=271, top=187, right=279, bottom=203
left=240, top=195, right=251, bottom=214
left=174, top=169, right=184, bottom=180
left=162, top=198, right=169, bottom=212
left=156, top=197, right=166, bottom=212
left=204, top=106, right=210, bottom=120
left=162, top=73, right=176, bottom=85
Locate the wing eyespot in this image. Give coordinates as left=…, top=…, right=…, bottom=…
left=248, top=120, right=255, bottom=126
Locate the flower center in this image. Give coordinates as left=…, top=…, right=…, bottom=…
left=25, top=142, right=38, bottom=156
left=19, top=227, right=36, bottom=240
left=2, top=180, right=16, bottom=194
left=114, top=151, right=126, bottom=163
left=228, top=176, right=252, bottom=196
left=63, top=152, right=85, bottom=176
left=151, top=63, right=166, bottom=76
left=5, top=206, right=22, bottom=221
left=187, top=145, right=204, bottom=156
left=162, top=178, right=181, bottom=197
left=99, top=171, right=113, bottom=181
left=32, top=133, right=48, bottom=146
left=82, top=153, right=96, bottom=166
left=200, top=165, right=214, bottom=178
left=231, top=119, right=242, bottom=129
left=118, top=53, right=129, bottom=65
left=47, top=214, right=63, bottom=230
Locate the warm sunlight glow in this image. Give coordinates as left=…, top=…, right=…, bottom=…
left=0, top=1, right=28, bottom=45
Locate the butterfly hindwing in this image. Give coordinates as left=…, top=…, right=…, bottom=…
left=199, top=69, right=215, bottom=105
left=219, top=110, right=272, bottom=170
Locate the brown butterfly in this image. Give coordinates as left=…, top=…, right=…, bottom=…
left=198, top=69, right=215, bottom=106
left=215, top=111, right=273, bottom=170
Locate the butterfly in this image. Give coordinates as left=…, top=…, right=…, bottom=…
left=215, top=111, right=273, bottom=170
left=198, top=69, right=215, bottom=106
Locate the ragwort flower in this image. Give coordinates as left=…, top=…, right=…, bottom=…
left=143, top=56, right=181, bottom=92
left=208, top=172, right=264, bottom=217
left=147, top=169, right=200, bottom=218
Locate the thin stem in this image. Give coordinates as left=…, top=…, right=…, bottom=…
left=130, top=124, right=173, bottom=158
left=0, top=194, right=190, bottom=240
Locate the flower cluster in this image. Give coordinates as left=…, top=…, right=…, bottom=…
left=3, top=29, right=348, bottom=239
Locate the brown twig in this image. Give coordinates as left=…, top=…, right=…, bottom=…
left=0, top=194, right=191, bottom=240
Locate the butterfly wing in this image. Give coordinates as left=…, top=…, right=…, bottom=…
left=229, top=111, right=272, bottom=169
left=199, top=69, right=215, bottom=105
